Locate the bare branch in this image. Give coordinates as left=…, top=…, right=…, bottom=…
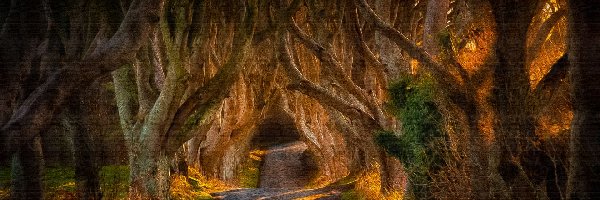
left=165, top=2, right=258, bottom=152
left=528, top=9, right=566, bottom=62
left=356, top=0, right=462, bottom=92
left=279, top=32, right=381, bottom=131
left=288, top=17, right=385, bottom=125
left=532, top=53, right=569, bottom=115
left=1, top=0, right=163, bottom=153
left=344, top=3, right=389, bottom=87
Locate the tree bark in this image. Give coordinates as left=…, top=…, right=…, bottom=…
left=66, top=95, right=102, bottom=200
left=1, top=0, right=162, bottom=154
left=128, top=148, right=171, bottom=199
left=423, top=0, right=450, bottom=59
left=11, top=137, right=44, bottom=200
left=567, top=0, right=600, bottom=199
left=1, top=0, right=48, bottom=198
left=490, top=1, right=545, bottom=198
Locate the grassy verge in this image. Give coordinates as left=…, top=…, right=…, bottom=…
left=0, top=167, right=10, bottom=199
left=99, top=165, right=129, bottom=199
left=171, top=166, right=230, bottom=199
left=339, top=164, right=403, bottom=200
left=0, top=165, right=232, bottom=199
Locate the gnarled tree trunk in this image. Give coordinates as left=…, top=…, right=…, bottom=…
left=567, top=0, right=600, bottom=199
left=490, top=1, right=551, bottom=199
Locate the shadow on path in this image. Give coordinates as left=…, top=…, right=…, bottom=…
left=212, top=141, right=352, bottom=199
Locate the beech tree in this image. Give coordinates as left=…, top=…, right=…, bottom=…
left=567, top=0, right=600, bottom=198
left=1, top=0, right=596, bottom=199
left=111, top=0, right=257, bottom=198
left=1, top=0, right=161, bottom=198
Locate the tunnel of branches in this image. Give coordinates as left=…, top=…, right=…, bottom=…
left=2, top=0, right=600, bottom=199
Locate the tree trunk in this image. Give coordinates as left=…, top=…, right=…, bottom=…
left=67, top=96, right=102, bottom=200
left=379, top=150, right=406, bottom=193
left=73, top=127, right=102, bottom=200
left=490, top=1, right=541, bottom=198
left=11, top=137, right=44, bottom=200
left=423, top=0, right=450, bottom=58
left=567, top=0, right=600, bottom=199
left=128, top=148, right=171, bottom=200
left=461, top=100, right=490, bottom=199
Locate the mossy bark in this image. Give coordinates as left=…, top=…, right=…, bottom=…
left=128, top=148, right=171, bottom=199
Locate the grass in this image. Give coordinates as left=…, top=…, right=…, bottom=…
left=44, top=168, right=77, bottom=199
left=0, top=167, right=10, bottom=200
left=339, top=163, right=404, bottom=200
left=0, top=165, right=233, bottom=199
left=170, top=166, right=230, bottom=199
left=99, top=165, right=129, bottom=199
left=0, top=166, right=78, bottom=200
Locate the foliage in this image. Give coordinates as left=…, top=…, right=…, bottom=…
left=341, top=190, right=362, bottom=200
left=171, top=166, right=230, bottom=199
left=377, top=75, right=446, bottom=199
left=169, top=175, right=212, bottom=200
left=343, top=163, right=404, bottom=200
left=1, top=165, right=231, bottom=200
left=354, top=164, right=384, bottom=200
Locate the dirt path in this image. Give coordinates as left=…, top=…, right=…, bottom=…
left=211, top=185, right=351, bottom=200
left=259, top=141, right=309, bottom=188
left=212, top=141, right=351, bottom=199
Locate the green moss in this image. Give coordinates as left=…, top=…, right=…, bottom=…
left=102, top=81, right=116, bottom=93
left=377, top=75, right=447, bottom=199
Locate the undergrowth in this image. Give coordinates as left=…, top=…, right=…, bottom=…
left=170, top=167, right=214, bottom=200
left=341, top=163, right=403, bottom=200
left=375, top=75, right=447, bottom=199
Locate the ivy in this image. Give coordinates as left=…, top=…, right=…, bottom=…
left=376, top=75, right=447, bottom=199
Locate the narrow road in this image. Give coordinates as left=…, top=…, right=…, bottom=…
left=259, top=141, right=309, bottom=188
left=212, top=141, right=350, bottom=199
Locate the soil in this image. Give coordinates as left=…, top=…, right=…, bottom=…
left=259, top=141, right=310, bottom=188
left=212, top=141, right=351, bottom=200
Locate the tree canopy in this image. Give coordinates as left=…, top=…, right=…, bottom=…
left=1, top=0, right=599, bottom=199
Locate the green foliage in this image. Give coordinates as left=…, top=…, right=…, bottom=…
left=377, top=75, right=446, bottom=199
left=99, top=165, right=129, bottom=200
